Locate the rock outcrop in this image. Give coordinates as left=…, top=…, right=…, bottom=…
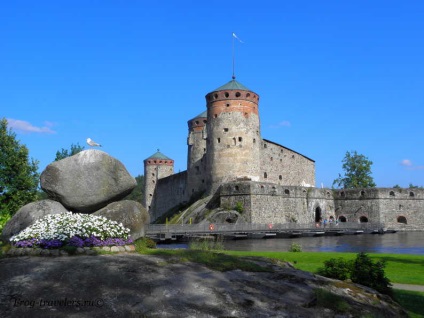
left=93, top=200, right=150, bottom=240
left=1, top=200, right=68, bottom=242
left=40, top=150, right=136, bottom=213
left=0, top=254, right=407, bottom=317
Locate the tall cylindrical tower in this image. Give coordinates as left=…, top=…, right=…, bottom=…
left=186, top=111, right=207, bottom=196
left=205, top=78, right=261, bottom=194
left=187, top=110, right=207, bottom=169
left=143, top=150, right=174, bottom=212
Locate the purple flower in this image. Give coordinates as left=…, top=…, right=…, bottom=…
left=39, top=239, right=63, bottom=249
left=83, top=235, right=103, bottom=247
left=14, top=238, right=39, bottom=248
left=67, top=236, right=85, bottom=248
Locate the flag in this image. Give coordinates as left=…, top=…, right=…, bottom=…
left=232, top=32, right=244, bottom=43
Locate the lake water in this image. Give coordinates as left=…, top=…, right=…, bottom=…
left=223, top=232, right=424, bottom=255
left=158, top=232, right=424, bottom=255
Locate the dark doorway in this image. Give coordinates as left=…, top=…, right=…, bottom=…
left=397, top=216, right=407, bottom=224
left=315, top=207, right=322, bottom=222
left=359, top=216, right=369, bottom=223
left=338, top=216, right=347, bottom=222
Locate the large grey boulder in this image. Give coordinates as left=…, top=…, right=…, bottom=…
left=40, top=150, right=136, bottom=213
left=1, top=200, right=68, bottom=242
left=93, top=200, right=150, bottom=240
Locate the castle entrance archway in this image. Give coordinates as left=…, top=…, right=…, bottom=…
left=315, top=207, right=322, bottom=222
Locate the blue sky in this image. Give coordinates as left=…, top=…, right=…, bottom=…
left=1, top=1, right=423, bottom=188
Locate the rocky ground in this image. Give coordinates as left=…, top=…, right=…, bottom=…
left=0, top=253, right=407, bottom=318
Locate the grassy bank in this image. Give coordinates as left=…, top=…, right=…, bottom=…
left=392, top=290, right=424, bottom=318
left=223, top=251, right=424, bottom=285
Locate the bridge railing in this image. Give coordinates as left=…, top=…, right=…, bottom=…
left=145, top=221, right=385, bottom=235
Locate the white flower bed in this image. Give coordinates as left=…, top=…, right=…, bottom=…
left=10, top=212, right=130, bottom=243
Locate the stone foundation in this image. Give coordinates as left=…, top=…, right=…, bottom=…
left=6, top=245, right=136, bottom=257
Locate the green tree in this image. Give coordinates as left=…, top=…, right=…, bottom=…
left=123, top=174, right=144, bottom=204
left=54, top=143, right=85, bottom=161
left=408, top=183, right=423, bottom=189
left=0, top=118, right=39, bottom=219
left=333, top=151, right=376, bottom=189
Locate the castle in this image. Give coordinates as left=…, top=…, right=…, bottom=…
left=144, top=78, right=424, bottom=230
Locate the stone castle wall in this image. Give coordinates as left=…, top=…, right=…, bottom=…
left=334, top=188, right=424, bottom=229
left=150, top=171, right=187, bottom=221
left=259, top=139, right=315, bottom=186
left=218, top=183, right=424, bottom=229
left=219, top=182, right=332, bottom=224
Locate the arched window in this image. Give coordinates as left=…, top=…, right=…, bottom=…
left=397, top=216, right=407, bottom=224
left=359, top=216, right=368, bottom=223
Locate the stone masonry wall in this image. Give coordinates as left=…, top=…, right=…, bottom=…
left=334, top=188, right=424, bottom=230
left=260, top=139, right=315, bottom=187
left=219, top=182, right=327, bottom=224
left=150, top=171, right=187, bottom=222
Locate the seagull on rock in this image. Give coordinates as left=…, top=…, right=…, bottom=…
left=86, top=138, right=102, bottom=147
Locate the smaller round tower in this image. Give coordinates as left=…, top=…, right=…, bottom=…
left=187, top=110, right=207, bottom=169
left=143, top=150, right=174, bottom=212
left=187, top=110, right=207, bottom=196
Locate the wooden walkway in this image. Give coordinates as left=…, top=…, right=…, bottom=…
left=145, top=222, right=390, bottom=241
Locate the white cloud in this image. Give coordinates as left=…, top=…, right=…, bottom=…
left=269, top=120, right=291, bottom=129
left=400, top=159, right=413, bottom=167
left=7, top=118, right=56, bottom=134
left=400, top=159, right=424, bottom=170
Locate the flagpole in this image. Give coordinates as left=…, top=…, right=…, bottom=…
left=232, top=32, right=235, bottom=79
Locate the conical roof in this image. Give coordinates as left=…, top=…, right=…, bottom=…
left=212, top=79, right=251, bottom=92
left=192, top=110, right=207, bottom=119
left=146, top=150, right=172, bottom=160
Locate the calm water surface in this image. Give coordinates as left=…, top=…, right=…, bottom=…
left=223, top=232, right=424, bottom=255
left=158, top=232, right=424, bottom=255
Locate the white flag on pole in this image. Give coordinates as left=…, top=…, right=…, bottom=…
left=232, top=32, right=244, bottom=43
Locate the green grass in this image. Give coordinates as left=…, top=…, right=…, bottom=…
left=392, top=289, right=424, bottom=318
left=222, top=251, right=424, bottom=285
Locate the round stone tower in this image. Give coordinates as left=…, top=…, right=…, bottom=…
left=205, top=78, right=261, bottom=194
left=143, top=150, right=174, bottom=211
left=187, top=110, right=207, bottom=169
left=187, top=111, right=207, bottom=196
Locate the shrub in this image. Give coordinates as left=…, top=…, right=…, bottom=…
left=318, top=252, right=392, bottom=296
left=234, top=202, right=244, bottom=213
left=317, top=258, right=352, bottom=281
left=288, top=242, right=302, bottom=252
left=135, top=237, right=157, bottom=253
left=351, top=252, right=392, bottom=295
